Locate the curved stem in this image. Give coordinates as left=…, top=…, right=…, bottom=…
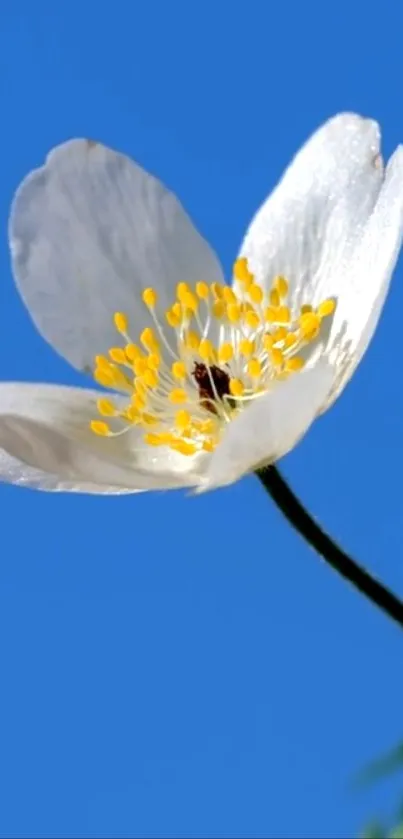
left=256, top=464, right=403, bottom=630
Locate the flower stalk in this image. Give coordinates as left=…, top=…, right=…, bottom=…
left=256, top=465, right=403, bottom=630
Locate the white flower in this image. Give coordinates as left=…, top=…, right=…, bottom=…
left=2, top=112, right=403, bottom=494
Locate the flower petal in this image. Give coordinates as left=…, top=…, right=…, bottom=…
left=0, top=450, right=136, bottom=494
left=9, top=141, right=224, bottom=373
left=323, top=145, right=403, bottom=407
left=0, top=383, right=205, bottom=492
left=199, top=361, right=333, bottom=491
left=237, top=113, right=384, bottom=306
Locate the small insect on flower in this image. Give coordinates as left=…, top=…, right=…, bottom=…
left=2, top=112, right=403, bottom=493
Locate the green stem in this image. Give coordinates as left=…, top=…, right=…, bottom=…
left=256, top=465, right=403, bottom=630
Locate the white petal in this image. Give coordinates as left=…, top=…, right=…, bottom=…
left=199, top=361, right=333, bottom=491
left=9, top=141, right=224, bottom=373
left=237, top=113, right=384, bottom=307
left=0, top=450, right=136, bottom=494
left=0, top=383, right=204, bottom=492
left=323, top=146, right=403, bottom=407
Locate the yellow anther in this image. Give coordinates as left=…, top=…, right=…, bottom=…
left=165, top=308, right=181, bottom=328
left=222, top=286, right=237, bottom=304
left=182, top=331, right=198, bottom=352
left=285, top=356, right=305, bottom=372
left=147, top=353, right=160, bottom=370
left=276, top=306, right=291, bottom=324
left=169, top=388, right=188, bottom=404
left=199, top=418, right=215, bottom=434
left=134, top=379, right=146, bottom=397
left=269, top=289, right=280, bottom=307
left=300, top=304, right=313, bottom=314
left=114, top=312, right=129, bottom=334
left=300, top=312, right=320, bottom=340
left=264, top=306, right=278, bottom=323
left=143, top=369, right=159, bottom=389
left=142, top=288, right=157, bottom=308
left=171, top=360, right=187, bottom=380
left=182, top=291, right=198, bottom=312
left=175, top=409, right=191, bottom=429
left=142, top=413, right=159, bottom=426
left=227, top=303, right=241, bottom=323
left=283, top=332, right=298, bottom=349
left=140, top=327, right=158, bottom=352
left=239, top=338, right=255, bottom=356
left=212, top=282, right=224, bottom=299
left=134, top=357, right=148, bottom=376
left=95, top=355, right=113, bottom=371
left=274, top=275, right=289, bottom=298
left=199, top=338, right=216, bottom=361
left=169, top=439, right=198, bottom=456
left=270, top=348, right=284, bottom=367
left=249, top=284, right=264, bottom=305
left=263, top=334, right=275, bottom=351
left=96, top=398, right=116, bottom=417
left=109, top=347, right=127, bottom=364
left=247, top=358, right=262, bottom=378
left=131, top=393, right=146, bottom=411
left=218, top=343, right=234, bottom=363
left=233, top=257, right=253, bottom=287
left=125, top=343, right=142, bottom=362
left=245, top=310, right=260, bottom=330
left=229, top=378, right=245, bottom=397
left=202, top=439, right=216, bottom=452
left=94, top=368, right=115, bottom=388
left=90, top=420, right=110, bottom=436
left=125, top=405, right=141, bottom=423
left=272, top=327, right=288, bottom=343
left=212, top=300, right=226, bottom=318
left=144, top=433, right=171, bottom=447
left=177, top=282, right=190, bottom=302
left=317, top=298, right=336, bottom=318
left=196, top=282, right=209, bottom=300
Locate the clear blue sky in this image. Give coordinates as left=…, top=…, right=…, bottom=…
left=1, top=1, right=403, bottom=836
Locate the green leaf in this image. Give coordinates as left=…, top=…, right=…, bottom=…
left=355, top=742, right=403, bottom=788
left=389, top=822, right=403, bottom=839
left=361, top=821, right=384, bottom=838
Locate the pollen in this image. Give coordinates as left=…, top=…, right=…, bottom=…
left=90, top=265, right=337, bottom=457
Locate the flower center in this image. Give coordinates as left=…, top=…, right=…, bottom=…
left=90, top=258, right=336, bottom=456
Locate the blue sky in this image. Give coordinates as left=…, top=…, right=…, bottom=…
left=1, top=1, right=403, bottom=836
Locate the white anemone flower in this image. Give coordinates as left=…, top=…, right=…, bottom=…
left=2, top=112, right=403, bottom=495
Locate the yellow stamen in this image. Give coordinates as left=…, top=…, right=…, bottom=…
left=171, top=361, right=187, bottom=380
left=218, top=343, right=234, bottom=363
left=196, top=282, right=209, bottom=300
left=169, top=388, right=188, bottom=404
left=239, top=338, right=255, bottom=356
left=247, top=359, right=262, bottom=378
left=96, top=399, right=116, bottom=417
left=199, top=339, right=216, bottom=361
left=229, top=378, right=244, bottom=397
left=140, top=327, right=158, bottom=352
left=245, top=310, right=260, bottom=329
left=114, top=312, right=128, bottom=334
left=227, top=303, right=241, bottom=323
left=274, top=276, right=289, bottom=298
left=249, top=284, right=263, bottom=305
left=285, top=356, right=305, bottom=372
left=143, top=369, right=159, bottom=389
left=212, top=300, right=226, bottom=318
left=175, top=409, right=191, bottom=429
left=109, top=347, right=127, bottom=364
left=142, top=288, right=157, bottom=308
left=317, top=298, right=336, bottom=317
left=269, top=289, right=280, bottom=307
left=90, top=420, right=110, bottom=436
